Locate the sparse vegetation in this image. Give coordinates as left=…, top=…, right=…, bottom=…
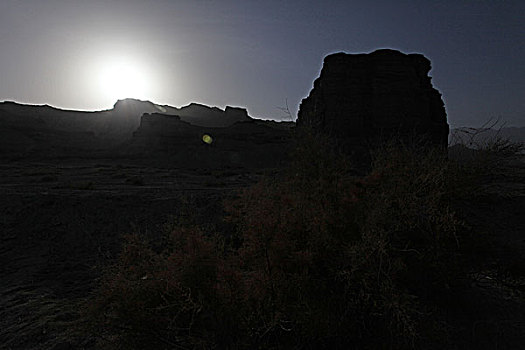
left=83, top=128, right=524, bottom=349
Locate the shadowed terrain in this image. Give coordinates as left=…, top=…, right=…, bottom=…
left=1, top=49, right=524, bottom=349
left=0, top=99, right=293, bottom=349
left=1, top=103, right=524, bottom=349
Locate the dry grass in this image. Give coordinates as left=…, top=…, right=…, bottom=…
left=84, top=129, right=523, bottom=349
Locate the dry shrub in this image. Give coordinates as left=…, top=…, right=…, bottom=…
left=87, top=130, right=469, bottom=349
left=449, top=119, right=525, bottom=187
left=224, top=134, right=465, bottom=348
left=87, top=228, right=227, bottom=349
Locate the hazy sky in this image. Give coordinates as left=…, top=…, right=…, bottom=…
left=0, top=0, right=523, bottom=127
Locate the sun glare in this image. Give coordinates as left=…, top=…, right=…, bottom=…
left=97, top=57, right=150, bottom=101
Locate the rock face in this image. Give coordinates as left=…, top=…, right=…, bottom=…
left=129, top=113, right=292, bottom=168
left=297, top=49, right=449, bottom=150
left=0, top=100, right=256, bottom=159
left=175, top=103, right=251, bottom=127
left=111, top=99, right=252, bottom=130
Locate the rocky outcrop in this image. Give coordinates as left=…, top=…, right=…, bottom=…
left=175, top=103, right=251, bottom=127
left=0, top=100, right=257, bottom=159
left=129, top=113, right=292, bottom=167
left=110, top=99, right=251, bottom=132
left=0, top=99, right=292, bottom=166
left=297, top=49, right=449, bottom=151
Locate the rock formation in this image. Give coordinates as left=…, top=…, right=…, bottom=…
left=110, top=99, right=252, bottom=132
left=129, top=113, right=292, bottom=167
left=297, top=49, right=449, bottom=151
left=174, top=103, right=251, bottom=127
left=0, top=99, right=257, bottom=158
left=0, top=100, right=291, bottom=167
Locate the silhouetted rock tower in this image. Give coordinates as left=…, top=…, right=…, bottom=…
left=297, top=49, right=449, bottom=152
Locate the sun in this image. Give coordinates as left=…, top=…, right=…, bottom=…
left=97, top=57, right=150, bottom=101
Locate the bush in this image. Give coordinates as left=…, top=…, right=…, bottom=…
left=86, top=229, right=223, bottom=349
left=449, top=119, right=525, bottom=185
left=224, top=135, right=464, bottom=348
left=86, top=130, right=470, bottom=349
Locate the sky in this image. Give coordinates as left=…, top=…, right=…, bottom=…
left=0, top=0, right=523, bottom=128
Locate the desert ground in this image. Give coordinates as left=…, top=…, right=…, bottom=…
left=0, top=155, right=274, bottom=349
left=0, top=148, right=524, bottom=349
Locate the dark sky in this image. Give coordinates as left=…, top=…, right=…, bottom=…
left=1, top=0, right=523, bottom=127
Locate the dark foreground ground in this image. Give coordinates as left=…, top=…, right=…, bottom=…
left=0, top=157, right=273, bottom=349
left=0, top=153, right=524, bottom=349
